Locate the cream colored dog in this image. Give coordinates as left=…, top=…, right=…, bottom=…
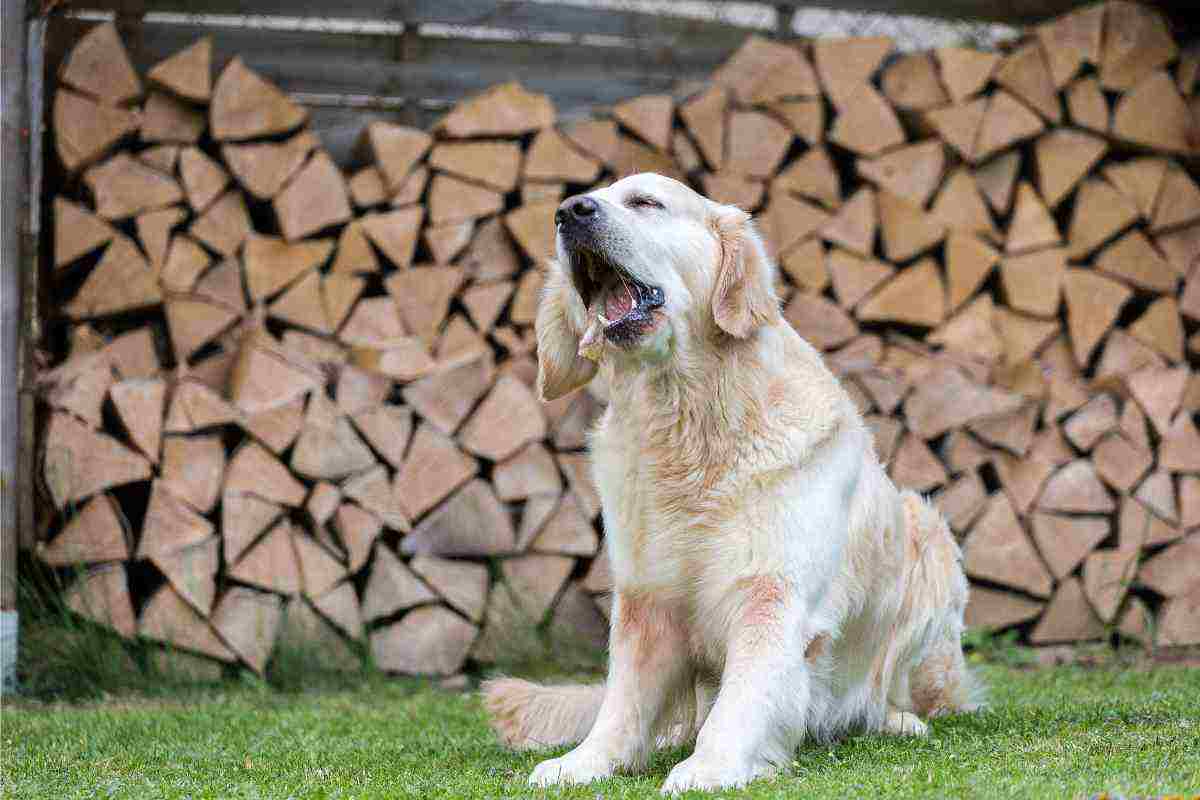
left=483, top=173, right=981, bottom=794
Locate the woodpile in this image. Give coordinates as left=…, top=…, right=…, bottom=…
left=35, top=3, right=1200, bottom=680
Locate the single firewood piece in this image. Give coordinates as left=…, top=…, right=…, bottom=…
left=560, top=119, right=618, bottom=167
left=292, top=532, right=347, bottom=599
left=493, top=443, right=561, bottom=502
left=228, top=518, right=301, bottom=594
left=963, top=493, right=1053, bottom=597
left=65, top=234, right=161, bottom=320
left=1029, top=510, right=1110, bottom=582
left=1093, top=432, right=1153, bottom=492
left=354, top=208, right=422, bottom=274
left=813, top=36, right=893, bottom=109
left=969, top=401, right=1038, bottom=456
left=775, top=146, right=839, bottom=209
left=755, top=193, right=829, bottom=258
left=1156, top=587, right=1200, bottom=647
left=163, top=379, right=238, bottom=433
left=460, top=219, right=521, bottom=283
left=109, top=377, right=166, bottom=463
left=136, top=479, right=214, bottom=559
left=943, top=233, right=999, bottom=312
left=1039, top=459, right=1116, bottom=514
left=994, top=43, right=1061, bottom=123
left=533, top=494, right=599, bottom=558
left=933, top=471, right=987, bottom=533
left=41, top=351, right=114, bottom=430
left=401, top=355, right=494, bottom=437
left=137, top=206, right=186, bottom=275
left=362, top=543, right=436, bottom=621
left=1061, top=269, right=1130, bottom=368
left=498, top=554, right=574, bottom=621
left=211, top=57, right=306, bottom=140
left=53, top=90, right=138, bottom=173
left=889, top=433, right=947, bottom=493
left=322, top=274, right=364, bottom=333
left=104, top=328, right=160, bottom=379
left=141, top=583, right=234, bottom=659
left=1066, top=178, right=1139, bottom=260
left=770, top=99, right=824, bottom=145
left=39, top=494, right=129, bottom=566
left=876, top=190, right=945, bottom=262
left=151, top=535, right=219, bottom=616
left=1128, top=296, right=1184, bottom=362
left=221, top=132, right=317, bottom=200
left=1095, top=230, right=1177, bottom=293
left=1140, top=535, right=1200, bottom=597
left=85, top=153, right=184, bottom=220
left=1006, top=182, right=1060, bottom=254
left=855, top=140, right=944, bottom=208
left=229, top=331, right=320, bottom=416
left=141, top=91, right=205, bottom=144
left=1030, top=577, right=1106, bottom=644
left=225, top=440, right=308, bottom=507
left=931, top=168, right=998, bottom=241
left=212, top=587, right=283, bottom=674
left=345, top=404, right=410, bottom=471
left=941, top=430, right=990, bottom=474
left=779, top=238, right=827, bottom=293
left=522, top=127, right=601, bottom=184
left=458, top=375, right=547, bottom=462
left=611, top=94, right=673, bottom=151
left=1112, top=71, right=1195, bottom=155
left=147, top=36, right=212, bottom=102
left=459, top=280, right=514, bottom=335
left=327, top=222, right=377, bottom=276
left=903, top=366, right=1023, bottom=439
left=407, top=556, right=487, bottom=623
left=352, top=124, right=427, bottom=196
left=335, top=366, right=391, bottom=417
left=242, top=233, right=333, bottom=302
left=291, top=392, right=376, bottom=480
left=267, top=272, right=327, bottom=333
left=881, top=52, right=948, bottom=111
left=1101, top=1, right=1177, bottom=90
left=1000, top=248, right=1066, bottom=319
left=974, top=91, right=1045, bottom=163
left=163, top=297, right=237, bottom=363
left=189, top=190, right=251, bottom=258
left=429, top=141, right=521, bottom=192
left=1150, top=166, right=1200, bottom=234
left=59, top=21, right=141, bottom=104
left=142, top=148, right=182, bottom=179
left=934, top=46, right=999, bottom=103
left=828, top=85, right=905, bottom=157
left=160, top=434, right=224, bottom=514
left=928, top=295, right=1002, bottom=364
left=332, top=501, right=381, bottom=574
left=401, top=479, right=515, bottom=556
left=506, top=200, right=559, bottom=265
left=964, top=586, right=1044, bottom=631
left=713, top=35, right=819, bottom=103
left=41, top=411, right=151, bottom=508
left=1035, top=130, right=1106, bottom=209
left=823, top=248, right=892, bottom=311
left=858, top=259, right=945, bottom=328
left=974, top=153, right=1020, bottom=218
left=724, top=111, right=792, bottom=179
left=392, top=422, right=477, bottom=520
left=783, top=293, right=858, bottom=350
left=63, top=564, right=139, bottom=641
left=348, top=166, right=387, bottom=208
left=436, top=81, right=554, bottom=138
left=274, top=151, right=351, bottom=240
left=371, top=605, right=476, bottom=676
left=1104, top=157, right=1169, bottom=220
left=1135, top=469, right=1178, bottom=525
left=160, top=235, right=212, bottom=294
left=677, top=86, right=727, bottom=171
left=1066, top=77, right=1109, bottom=134
left=925, top=97, right=986, bottom=162
left=307, top=482, right=342, bottom=528
left=820, top=188, right=876, bottom=256
left=1036, top=3, right=1103, bottom=88
left=1063, top=394, right=1118, bottom=451
left=54, top=197, right=117, bottom=269
left=384, top=265, right=465, bottom=340
left=240, top=397, right=303, bottom=455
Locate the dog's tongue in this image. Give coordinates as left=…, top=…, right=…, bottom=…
left=606, top=284, right=636, bottom=320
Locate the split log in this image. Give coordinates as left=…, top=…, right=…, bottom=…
left=401, top=479, right=514, bottom=556
left=370, top=605, right=477, bottom=676
left=85, top=153, right=183, bottom=220
left=147, top=36, right=212, bottom=102
left=39, top=494, right=129, bottom=566
left=66, top=564, right=137, bottom=638
left=140, top=583, right=234, bottom=660
left=190, top=190, right=253, bottom=258
left=211, top=588, right=283, bottom=674
left=410, top=556, right=489, bottom=623
left=222, top=132, right=318, bottom=200
left=210, top=57, right=307, bottom=140
left=962, top=493, right=1053, bottom=597
left=59, top=22, right=141, bottom=105
left=435, top=81, right=555, bottom=138
left=141, top=92, right=205, bottom=144
left=1029, top=577, right=1105, bottom=644
left=429, top=141, right=522, bottom=192
left=713, top=36, right=819, bottom=104
left=934, top=46, right=999, bottom=103
left=151, top=536, right=219, bottom=616
left=612, top=94, right=673, bottom=151
left=274, top=151, right=352, bottom=240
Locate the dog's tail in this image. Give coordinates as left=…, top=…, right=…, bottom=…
left=482, top=678, right=605, bottom=750
left=900, top=491, right=987, bottom=716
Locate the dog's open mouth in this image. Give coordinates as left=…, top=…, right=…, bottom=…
left=570, top=249, right=665, bottom=350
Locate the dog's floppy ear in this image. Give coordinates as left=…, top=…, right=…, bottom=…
left=710, top=205, right=781, bottom=339
left=535, top=260, right=599, bottom=401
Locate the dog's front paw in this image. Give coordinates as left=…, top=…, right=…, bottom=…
left=528, top=748, right=614, bottom=787
left=884, top=709, right=929, bottom=737
left=660, top=753, right=775, bottom=794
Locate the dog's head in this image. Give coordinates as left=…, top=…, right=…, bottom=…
left=537, top=172, right=781, bottom=400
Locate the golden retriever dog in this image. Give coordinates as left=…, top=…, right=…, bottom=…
left=483, top=173, right=981, bottom=794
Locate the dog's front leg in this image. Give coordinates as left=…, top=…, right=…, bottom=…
left=661, top=575, right=807, bottom=794
left=530, top=591, right=690, bottom=787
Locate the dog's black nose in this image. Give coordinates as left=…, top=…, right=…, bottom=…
left=555, top=196, right=599, bottom=227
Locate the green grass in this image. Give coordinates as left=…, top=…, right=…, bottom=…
left=3, top=664, right=1199, bottom=799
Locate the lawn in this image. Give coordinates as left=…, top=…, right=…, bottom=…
left=3, top=663, right=1199, bottom=799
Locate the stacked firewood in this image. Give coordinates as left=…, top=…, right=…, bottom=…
left=38, top=1, right=1200, bottom=679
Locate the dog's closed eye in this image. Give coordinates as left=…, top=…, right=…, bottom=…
left=625, top=194, right=664, bottom=211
